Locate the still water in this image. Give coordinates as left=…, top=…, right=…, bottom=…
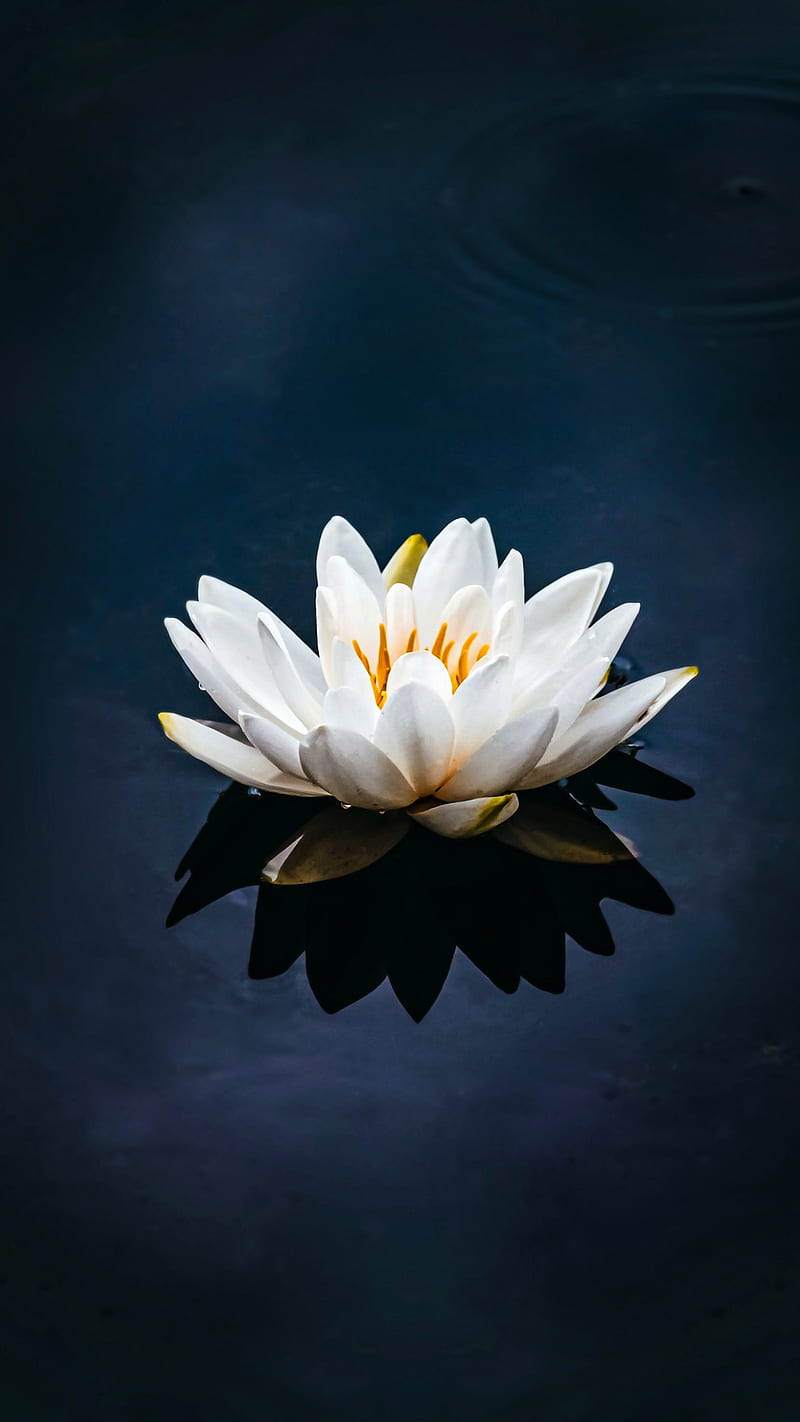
left=5, top=1, right=799, bottom=1418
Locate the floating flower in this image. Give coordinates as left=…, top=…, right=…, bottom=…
left=160, top=516, right=696, bottom=838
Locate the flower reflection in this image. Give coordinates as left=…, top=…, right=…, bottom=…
left=168, top=748, right=693, bottom=1020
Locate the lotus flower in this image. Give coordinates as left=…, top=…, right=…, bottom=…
left=160, top=516, right=696, bottom=838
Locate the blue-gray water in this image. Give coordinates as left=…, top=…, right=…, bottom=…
left=4, top=1, right=799, bottom=1417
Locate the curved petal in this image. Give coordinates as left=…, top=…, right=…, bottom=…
left=299, top=725, right=416, bottom=809
left=450, top=653, right=513, bottom=766
left=263, top=807, right=409, bottom=884
left=373, top=682, right=455, bottom=796
left=257, top=617, right=323, bottom=730
left=158, top=713, right=326, bottom=795
left=412, top=518, right=484, bottom=644
left=240, top=712, right=305, bottom=778
left=186, top=601, right=305, bottom=731
left=384, top=650, right=453, bottom=704
left=324, top=555, right=383, bottom=665
left=431, top=584, right=493, bottom=657
left=316, top=515, right=385, bottom=602
left=471, top=517, right=499, bottom=587
left=634, top=666, right=698, bottom=730
left=518, top=674, right=668, bottom=788
left=382, top=534, right=428, bottom=589
left=437, top=707, right=558, bottom=801
left=492, top=598, right=523, bottom=661
left=516, top=564, right=615, bottom=683
left=491, top=548, right=525, bottom=613
left=515, top=654, right=610, bottom=730
left=322, top=685, right=380, bottom=737
left=165, top=618, right=268, bottom=724
left=199, top=575, right=326, bottom=694
left=315, top=586, right=338, bottom=688
left=407, top=792, right=519, bottom=838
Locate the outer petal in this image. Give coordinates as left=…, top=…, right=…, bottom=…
left=165, top=618, right=268, bottom=724
left=257, top=616, right=323, bottom=730
left=315, top=586, right=338, bottom=688
left=186, top=601, right=305, bottom=731
left=437, top=707, right=558, bottom=801
left=407, top=793, right=519, bottom=838
left=384, top=650, right=453, bottom=705
left=240, top=712, right=305, bottom=779
left=515, top=654, right=609, bottom=730
left=412, top=518, right=484, bottom=644
left=518, top=674, right=668, bottom=788
left=491, top=548, right=525, bottom=614
left=450, top=653, right=513, bottom=766
left=515, top=563, right=615, bottom=687
left=316, top=516, right=385, bottom=602
left=373, top=682, right=455, bottom=796
left=158, top=713, right=326, bottom=795
left=299, top=725, right=416, bottom=809
left=198, top=575, right=326, bottom=694
left=634, top=666, right=698, bottom=730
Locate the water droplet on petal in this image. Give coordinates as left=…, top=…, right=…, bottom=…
left=198, top=684, right=207, bottom=692
left=339, top=802, right=352, bottom=810
left=248, top=787, right=261, bottom=797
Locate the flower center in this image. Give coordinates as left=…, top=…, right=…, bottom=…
left=352, top=621, right=490, bottom=707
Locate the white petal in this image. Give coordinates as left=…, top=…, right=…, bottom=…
left=557, top=602, right=640, bottom=680
left=518, top=674, right=668, bottom=788
left=198, top=575, right=326, bottom=694
left=412, top=518, right=484, bottom=644
left=373, top=682, right=455, bottom=796
left=299, top=726, right=416, bottom=809
left=491, top=548, right=525, bottom=613
left=384, top=650, right=453, bottom=705
left=634, top=666, right=698, bottom=730
left=471, top=517, right=499, bottom=587
left=257, top=617, right=323, bottom=730
left=315, top=586, right=338, bottom=688
left=432, top=584, right=493, bottom=655
left=158, top=713, right=325, bottom=795
left=165, top=618, right=264, bottom=723
left=316, top=515, right=385, bottom=602
left=329, top=635, right=379, bottom=700
left=492, top=598, right=523, bottom=661
left=384, top=581, right=417, bottom=661
left=518, top=564, right=614, bottom=673
left=322, top=685, right=380, bottom=737
left=407, top=793, right=519, bottom=838
left=450, top=653, right=513, bottom=766
left=186, top=601, right=305, bottom=731
left=437, top=707, right=558, bottom=801
left=324, top=555, right=383, bottom=665
left=514, top=653, right=609, bottom=726
left=239, top=712, right=305, bottom=778
left=587, top=561, right=614, bottom=620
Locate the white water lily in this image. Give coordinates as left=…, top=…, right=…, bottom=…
left=160, top=516, right=696, bottom=838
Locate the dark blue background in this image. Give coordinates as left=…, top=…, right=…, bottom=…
left=4, top=1, right=799, bottom=1417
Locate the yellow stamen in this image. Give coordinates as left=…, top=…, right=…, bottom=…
left=430, top=622, right=448, bottom=659
left=475, top=643, right=490, bottom=664
left=456, top=631, right=479, bottom=685
left=441, top=639, right=455, bottom=668
left=405, top=628, right=418, bottom=653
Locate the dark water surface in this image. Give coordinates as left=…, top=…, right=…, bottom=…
left=4, top=1, right=799, bottom=1418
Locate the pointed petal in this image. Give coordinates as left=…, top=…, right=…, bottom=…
left=492, top=598, right=523, bottom=660
left=263, top=806, right=408, bottom=884
left=407, top=793, right=519, bottom=838
left=373, top=682, right=455, bottom=796
left=515, top=655, right=610, bottom=732
left=634, top=666, right=698, bottom=730
left=165, top=617, right=264, bottom=723
left=437, top=707, right=558, bottom=801
left=240, top=712, right=305, bottom=778
left=518, top=674, right=668, bottom=788
left=257, top=616, right=323, bottom=730
left=450, top=653, right=513, bottom=766
left=198, top=575, right=326, bottom=693
left=186, top=601, right=305, bottom=730
left=315, top=586, right=338, bottom=688
left=412, top=518, right=484, bottom=644
left=158, top=713, right=325, bottom=795
left=324, top=555, right=383, bottom=665
left=316, top=515, right=385, bottom=601
left=491, top=548, right=525, bottom=613
left=471, top=517, right=499, bottom=587
left=384, top=650, right=453, bottom=705
left=433, top=584, right=493, bottom=656
left=382, top=534, right=428, bottom=589
left=299, top=725, right=416, bottom=809
left=521, top=564, right=614, bottom=663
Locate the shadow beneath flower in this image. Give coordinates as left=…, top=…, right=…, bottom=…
left=167, top=750, right=692, bottom=1021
